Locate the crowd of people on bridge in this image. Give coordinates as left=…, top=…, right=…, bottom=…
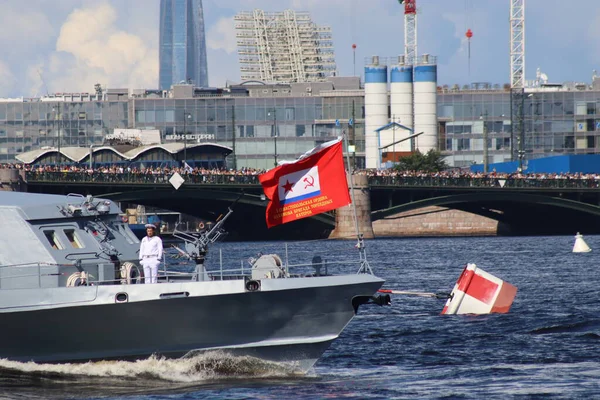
left=359, top=168, right=600, bottom=181
left=11, top=163, right=266, bottom=177
left=3, top=162, right=600, bottom=182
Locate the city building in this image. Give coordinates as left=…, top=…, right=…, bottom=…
left=235, top=9, right=336, bottom=84
left=438, top=75, right=600, bottom=171
left=4, top=73, right=600, bottom=172
left=4, top=78, right=364, bottom=170
left=159, top=0, right=209, bottom=90
left=17, top=142, right=232, bottom=169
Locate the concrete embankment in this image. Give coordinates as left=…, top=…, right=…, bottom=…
left=372, top=206, right=502, bottom=237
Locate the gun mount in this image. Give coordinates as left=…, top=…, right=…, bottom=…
left=171, top=207, right=234, bottom=280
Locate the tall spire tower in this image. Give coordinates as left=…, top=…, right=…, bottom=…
left=159, top=0, right=209, bottom=90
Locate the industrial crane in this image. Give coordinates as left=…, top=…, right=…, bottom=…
left=510, top=0, right=526, bottom=165
left=398, top=0, right=417, bottom=65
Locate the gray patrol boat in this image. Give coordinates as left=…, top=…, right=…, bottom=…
left=0, top=191, right=388, bottom=371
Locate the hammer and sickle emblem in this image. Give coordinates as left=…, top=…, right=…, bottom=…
left=303, top=175, right=315, bottom=189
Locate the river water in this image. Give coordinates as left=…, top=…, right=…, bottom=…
left=1, top=235, right=599, bottom=399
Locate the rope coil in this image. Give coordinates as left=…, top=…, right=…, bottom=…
left=66, top=271, right=91, bottom=287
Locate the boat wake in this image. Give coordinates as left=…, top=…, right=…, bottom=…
left=0, top=352, right=304, bottom=399
left=0, top=351, right=301, bottom=382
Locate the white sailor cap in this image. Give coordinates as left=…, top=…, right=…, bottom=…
left=145, top=224, right=157, bottom=229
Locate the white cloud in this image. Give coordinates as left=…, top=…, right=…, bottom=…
left=0, top=0, right=599, bottom=96
left=45, top=2, right=158, bottom=92
left=207, top=16, right=237, bottom=54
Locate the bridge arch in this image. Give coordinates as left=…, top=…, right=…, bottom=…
left=372, top=192, right=600, bottom=222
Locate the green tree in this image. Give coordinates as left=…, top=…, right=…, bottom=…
left=393, top=149, right=449, bottom=172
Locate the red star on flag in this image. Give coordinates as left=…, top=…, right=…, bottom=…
left=281, top=180, right=294, bottom=193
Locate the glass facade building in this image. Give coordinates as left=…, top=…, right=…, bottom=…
left=5, top=76, right=600, bottom=170
left=2, top=79, right=365, bottom=170
left=131, top=83, right=365, bottom=169
left=159, top=0, right=209, bottom=90
left=0, top=91, right=128, bottom=159
left=437, top=83, right=600, bottom=168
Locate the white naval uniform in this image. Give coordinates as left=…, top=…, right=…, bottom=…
left=139, top=235, right=163, bottom=283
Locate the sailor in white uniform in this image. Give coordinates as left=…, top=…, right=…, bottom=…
left=139, top=224, right=163, bottom=283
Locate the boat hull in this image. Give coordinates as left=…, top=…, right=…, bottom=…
left=0, top=275, right=383, bottom=371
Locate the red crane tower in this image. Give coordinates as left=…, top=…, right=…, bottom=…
left=399, top=0, right=417, bottom=65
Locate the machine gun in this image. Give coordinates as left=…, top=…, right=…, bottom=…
left=171, top=196, right=241, bottom=280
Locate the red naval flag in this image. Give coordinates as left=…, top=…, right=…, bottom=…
left=258, top=138, right=351, bottom=228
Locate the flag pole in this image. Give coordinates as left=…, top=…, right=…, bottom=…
left=342, top=131, right=372, bottom=274
left=342, top=131, right=360, bottom=239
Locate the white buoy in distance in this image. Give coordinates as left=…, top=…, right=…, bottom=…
left=573, top=232, right=591, bottom=253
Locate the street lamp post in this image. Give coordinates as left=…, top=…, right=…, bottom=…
left=480, top=111, right=488, bottom=173
left=517, top=137, right=525, bottom=172
left=350, top=100, right=356, bottom=170
left=267, top=108, right=278, bottom=166
left=392, top=114, right=397, bottom=163
left=89, top=144, right=94, bottom=170
left=183, top=111, right=191, bottom=162
left=53, top=103, right=61, bottom=168
left=518, top=94, right=533, bottom=172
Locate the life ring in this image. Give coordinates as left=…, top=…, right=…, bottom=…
left=198, top=222, right=205, bottom=230
left=121, top=215, right=128, bottom=223
left=120, top=261, right=140, bottom=284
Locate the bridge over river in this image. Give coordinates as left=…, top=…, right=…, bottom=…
left=21, top=171, right=600, bottom=240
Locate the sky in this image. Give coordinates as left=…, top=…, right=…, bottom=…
left=0, top=0, right=599, bottom=98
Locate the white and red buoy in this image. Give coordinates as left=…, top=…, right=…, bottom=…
left=441, top=263, right=517, bottom=315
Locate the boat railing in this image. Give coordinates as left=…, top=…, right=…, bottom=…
left=0, top=254, right=364, bottom=288
left=102, top=256, right=360, bottom=285
left=0, top=262, right=76, bottom=289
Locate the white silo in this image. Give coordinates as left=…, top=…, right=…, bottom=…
left=364, top=56, right=389, bottom=169
left=413, top=54, right=438, bottom=152
left=389, top=56, right=413, bottom=154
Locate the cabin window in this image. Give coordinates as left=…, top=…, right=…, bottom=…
left=44, top=230, right=64, bottom=250
left=64, top=229, right=84, bottom=248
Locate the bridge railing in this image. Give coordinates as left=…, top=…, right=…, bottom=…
left=25, top=171, right=261, bottom=185
left=24, top=171, right=600, bottom=189
left=367, top=176, right=600, bottom=189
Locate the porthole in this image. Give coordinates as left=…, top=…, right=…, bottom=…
left=115, top=292, right=128, bottom=303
